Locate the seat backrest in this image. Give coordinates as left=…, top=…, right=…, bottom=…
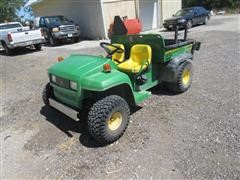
left=111, top=44, right=125, bottom=63
left=130, top=44, right=152, bottom=65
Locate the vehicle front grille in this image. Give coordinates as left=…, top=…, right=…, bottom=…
left=55, top=76, right=70, bottom=89
left=166, top=20, right=176, bottom=25
left=59, top=25, right=75, bottom=32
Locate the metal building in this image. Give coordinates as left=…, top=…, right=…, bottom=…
left=26, top=0, right=182, bottom=39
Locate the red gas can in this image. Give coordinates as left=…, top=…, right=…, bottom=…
left=123, top=18, right=142, bottom=35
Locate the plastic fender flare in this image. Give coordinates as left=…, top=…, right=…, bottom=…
left=81, top=71, right=136, bottom=105
left=159, top=53, right=193, bottom=82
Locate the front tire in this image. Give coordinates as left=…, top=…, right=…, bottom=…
left=165, top=27, right=172, bottom=31
left=42, top=83, right=54, bottom=105
left=88, top=95, right=130, bottom=144
left=167, top=61, right=193, bottom=93
left=49, top=35, right=57, bottom=46
left=74, top=36, right=80, bottom=43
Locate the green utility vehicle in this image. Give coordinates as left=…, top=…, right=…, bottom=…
left=43, top=16, right=201, bottom=144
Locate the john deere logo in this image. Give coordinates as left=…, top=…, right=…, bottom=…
left=58, top=79, right=64, bottom=86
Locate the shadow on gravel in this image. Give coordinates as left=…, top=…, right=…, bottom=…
left=150, top=83, right=178, bottom=96
left=40, top=105, right=102, bottom=148
left=43, top=42, right=74, bottom=48
left=40, top=84, right=177, bottom=148
left=0, top=48, right=41, bottom=57
left=43, top=38, right=86, bottom=47
left=40, top=105, right=142, bottom=148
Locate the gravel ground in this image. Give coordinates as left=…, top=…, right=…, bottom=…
left=1, top=15, right=240, bottom=179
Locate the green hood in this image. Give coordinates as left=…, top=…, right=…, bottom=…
left=48, top=54, right=115, bottom=81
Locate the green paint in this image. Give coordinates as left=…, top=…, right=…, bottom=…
left=47, top=34, right=198, bottom=110
left=164, top=44, right=193, bottom=62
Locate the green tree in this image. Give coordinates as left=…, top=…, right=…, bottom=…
left=229, top=0, right=240, bottom=8
left=0, top=0, right=25, bottom=22
left=183, top=0, right=240, bottom=9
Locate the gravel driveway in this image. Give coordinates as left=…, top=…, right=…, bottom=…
left=1, top=15, right=240, bottom=179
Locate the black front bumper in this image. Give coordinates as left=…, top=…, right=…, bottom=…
left=163, top=22, right=185, bottom=29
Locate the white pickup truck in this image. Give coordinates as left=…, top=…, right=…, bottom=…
left=0, top=22, right=45, bottom=55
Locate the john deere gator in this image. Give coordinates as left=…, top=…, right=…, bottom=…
left=43, top=16, right=201, bottom=144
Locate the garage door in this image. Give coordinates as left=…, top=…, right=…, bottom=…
left=139, top=0, right=159, bottom=31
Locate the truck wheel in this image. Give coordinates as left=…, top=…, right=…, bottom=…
left=74, top=37, right=80, bottom=43
left=34, top=44, right=42, bottom=51
left=2, top=42, right=13, bottom=55
left=166, top=27, right=172, bottom=31
left=42, top=83, right=54, bottom=105
left=49, top=36, right=57, bottom=46
left=88, top=95, right=130, bottom=144
left=187, top=20, right=193, bottom=29
left=167, top=61, right=193, bottom=93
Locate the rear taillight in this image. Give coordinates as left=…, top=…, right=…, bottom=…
left=7, top=33, right=12, bottom=42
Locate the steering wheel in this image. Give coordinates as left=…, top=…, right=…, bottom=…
left=100, top=42, right=124, bottom=57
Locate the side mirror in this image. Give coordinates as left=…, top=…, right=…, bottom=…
left=70, top=20, right=73, bottom=23
left=172, top=14, right=175, bottom=17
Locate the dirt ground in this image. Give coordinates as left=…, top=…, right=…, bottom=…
left=1, top=15, right=240, bottom=179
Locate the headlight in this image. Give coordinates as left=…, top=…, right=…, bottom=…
left=51, top=75, right=56, bottom=83
left=52, top=27, right=59, bottom=32
left=70, top=81, right=77, bottom=90
left=178, top=19, right=186, bottom=23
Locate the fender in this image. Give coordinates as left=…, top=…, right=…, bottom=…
left=159, top=52, right=193, bottom=82
left=81, top=69, right=133, bottom=92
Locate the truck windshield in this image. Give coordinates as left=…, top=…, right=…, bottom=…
left=44, top=16, right=70, bottom=25
left=175, top=9, right=193, bottom=16
left=0, top=23, right=22, bottom=30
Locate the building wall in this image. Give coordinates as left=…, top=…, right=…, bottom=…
left=102, top=0, right=136, bottom=35
left=32, top=0, right=105, bottom=39
left=161, top=0, right=182, bottom=21
left=139, top=0, right=160, bottom=30
left=31, top=0, right=182, bottom=38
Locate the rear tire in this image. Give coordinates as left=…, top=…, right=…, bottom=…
left=203, top=16, right=209, bottom=25
left=2, top=42, right=13, bottom=55
left=88, top=95, right=130, bottom=144
left=42, top=83, right=54, bottom=105
left=167, top=61, right=193, bottom=93
left=34, top=44, right=42, bottom=51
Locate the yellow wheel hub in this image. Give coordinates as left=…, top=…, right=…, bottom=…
left=108, top=112, right=122, bottom=131
left=182, top=69, right=190, bottom=85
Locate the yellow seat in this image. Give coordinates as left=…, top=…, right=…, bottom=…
left=109, top=44, right=125, bottom=64
left=118, top=44, right=152, bottom=73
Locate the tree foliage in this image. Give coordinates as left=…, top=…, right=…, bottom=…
left=0, top=0, right=31, bottom=22
left=183, top=0, right=240, bottom=9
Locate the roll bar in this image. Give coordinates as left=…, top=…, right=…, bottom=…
left=174, top=22, right=188, bottom=43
